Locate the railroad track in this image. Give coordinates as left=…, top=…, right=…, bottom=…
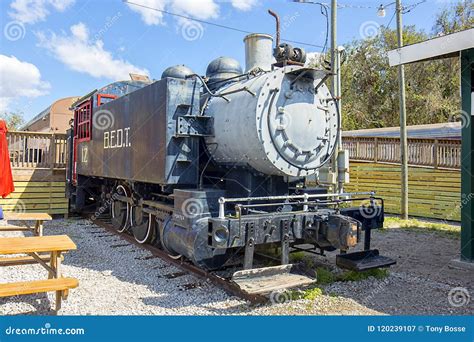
left=80, top=213, right=268, bottom=305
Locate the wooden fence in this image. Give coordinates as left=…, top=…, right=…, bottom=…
left=345, top=162, right=461, bottom=221
left=343, top=136, right=461, bottom=170
left=343, top=135, right=461, bottom=221
left=7, top=131, right=67, bottom=169
left=1, top=131, right=68, bottom=216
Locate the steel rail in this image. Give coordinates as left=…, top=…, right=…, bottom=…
left=81, top=213, right=267, bottom=305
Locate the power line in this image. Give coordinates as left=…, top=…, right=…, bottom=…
left=336, top=0, right=427, bottom=10
left=387, top=9, right=397, bottom=28
left=402, top=0, right=427, bottom=13
left=383, top=0, right=427, bottom=27
left=124, top=0, right=325, bottom=49
left=294, top=2, right=329, bottom=53
left=320, top=3, right=329, bottom=53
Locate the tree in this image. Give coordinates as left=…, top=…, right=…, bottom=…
left=434, top=0, right=473, bottom=34
left=338, top=0, right=471, bottom=131
left=0, top=112, right=25, bottom=130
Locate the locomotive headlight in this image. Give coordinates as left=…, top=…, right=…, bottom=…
left=213, top=225, right=229, bottom=247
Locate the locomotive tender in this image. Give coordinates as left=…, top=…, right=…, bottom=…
left=67, top=15, right=394, bottom=277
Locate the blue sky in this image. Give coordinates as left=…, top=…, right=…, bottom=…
left=0, top=0, right=458, bottom=122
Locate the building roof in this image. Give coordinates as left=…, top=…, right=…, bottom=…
left=388, top=28, right=474, bottom=66
left=343, top=122, right=461, bottom=139
left=20, top=105, right=52, bottom=130
left=20, top=96, right=79, bottom=130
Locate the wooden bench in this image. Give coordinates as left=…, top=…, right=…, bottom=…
left=0, top=254, right=63, bottom=267
left=0, top=235, right=78, bottom=312
left=0, top=213, right=52, bottom=236
left=0, top=278, right=78, bottom=311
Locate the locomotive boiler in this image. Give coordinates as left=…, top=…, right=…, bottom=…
left=67, top=14, right=395, bottom=282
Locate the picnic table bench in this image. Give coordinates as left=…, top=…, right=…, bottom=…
left=0, top=235, right=78, bottom=312
left=0, top=213, right=52, bottom=236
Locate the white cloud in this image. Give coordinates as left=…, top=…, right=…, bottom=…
left=305, top=52, right=324, bottom=67
left=0, top=55, right=50, bottom=112
left=70, top=21, right=88, bottom=41
left=48, top=0, right=74, bottom=11
left=126, top=0, right=167, bottom=25
left=36, top=22, right=149, bottom=81
left=171, top=0, right=219, bottom=19
left=127, top=0, right=255, bottom=26
left=9, top=0, right=75, bottom=24
left=231, top=0, right=258, bottom=11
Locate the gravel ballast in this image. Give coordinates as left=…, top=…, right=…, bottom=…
left=0, top=218, right=472, bottom=315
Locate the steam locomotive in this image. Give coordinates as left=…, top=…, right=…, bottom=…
left=66, top=13, right=394, bottom=277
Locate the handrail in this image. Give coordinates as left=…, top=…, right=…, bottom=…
left=7, top=130, right=66, bottom=136
left=6, top=131, right=68, bottom=169
left=342, top=136, right=461, bottom=170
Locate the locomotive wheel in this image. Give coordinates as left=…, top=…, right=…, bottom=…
left=130, top=206, right=154, bottom=244
left=111, top=185, right=131, bottom=233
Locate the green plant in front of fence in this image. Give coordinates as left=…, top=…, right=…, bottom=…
left=339, top=268, right=390, bottom=282
left=384, top=217, right=460, bottom=238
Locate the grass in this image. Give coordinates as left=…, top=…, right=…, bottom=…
left=384, top=217, right=460, bottom=238
left=316, top=267, right=335, bottom=284
left=289, top=251, right=305, bottom=263
left=280, top=267, right=389, bottom=304
left=338, top=268, right=389, bottom=282
left=318, top=267, right=389, bottom=284
left=288, top=286, right=324, bottom=301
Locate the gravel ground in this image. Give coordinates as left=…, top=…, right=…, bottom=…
left=0, top=218, right=472, bottom=315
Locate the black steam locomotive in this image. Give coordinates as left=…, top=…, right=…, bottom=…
left=66, top=18, right=394, bottom=278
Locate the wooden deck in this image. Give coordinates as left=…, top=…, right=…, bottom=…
left=0, top=169, right=68, bottom=216
left=345, top=162, right=461, bottom=221
left=343, top=136, right=460, bottom=170
left=2, top=132, right=68, bottom=216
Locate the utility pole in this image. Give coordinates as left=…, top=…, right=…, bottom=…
left=396, top=0, right=409, bottom=219
left=330, top=0, right=337, bottom=94
left=330, top=0, right=340, bottom=194
left=293, top=0, right=342, bottom=193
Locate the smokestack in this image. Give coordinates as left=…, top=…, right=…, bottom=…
left=243, top=33, right=274, bottom=72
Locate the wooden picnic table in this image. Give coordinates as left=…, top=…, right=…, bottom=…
left=1, top=213, right=52, bottom=236
left=0, top=235, right=78, bottom=311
